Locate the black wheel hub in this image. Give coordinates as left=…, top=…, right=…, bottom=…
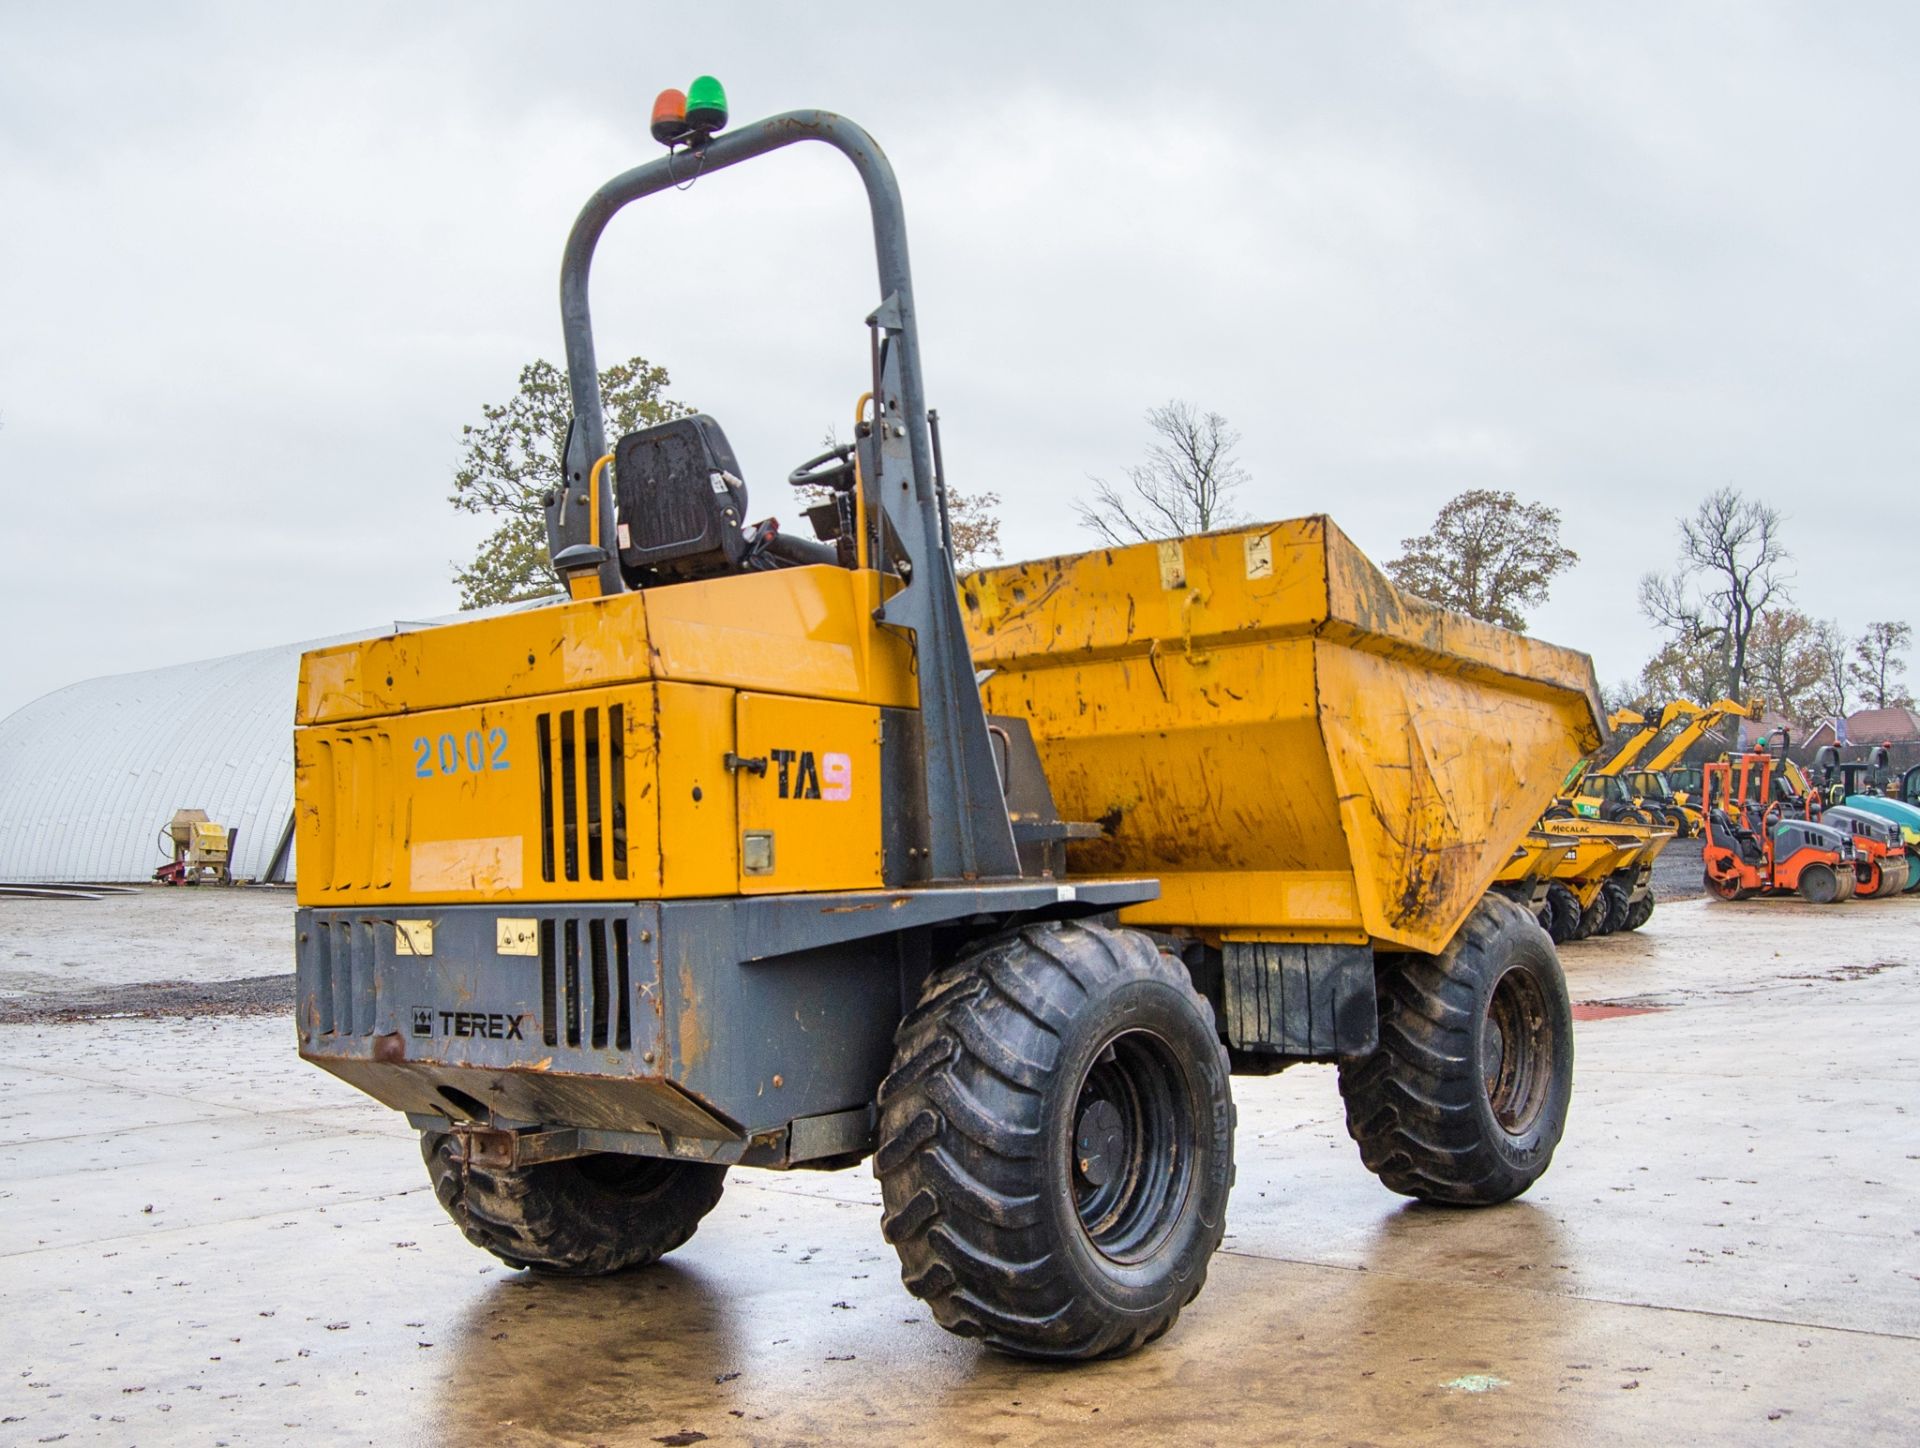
left=1075, top=1097, right=1126, bottom=1188
left=1069, top=1030, right=1195, bottom=1263
left=1481, top=967, right=1553, bottom=1135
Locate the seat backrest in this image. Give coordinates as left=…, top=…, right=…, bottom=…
left=613, top=414, right=750, bottom=583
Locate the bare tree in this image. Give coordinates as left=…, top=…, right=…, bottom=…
left=1385, top=489, right=1578, bottom=633
left=1804, top=618, right=1852, bottom=722
left=1638, top=488, right=1790, bottom=703
left=1849, top=620, right=1915, bottom=710
left=1075, top=401, right=1248, bottom=545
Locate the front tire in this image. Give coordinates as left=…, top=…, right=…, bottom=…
left=1338, top=894, right=1573, bottom=1205
left=874, top=921, right=1233, bottom=1360
left=1601, top=878, right=1632, bottom=934
left=422, top=1132, right=726, bottom=1275
left=1573, top=890, right=1609, bottom=939
left=1622, top=893, right=1654, bottom=930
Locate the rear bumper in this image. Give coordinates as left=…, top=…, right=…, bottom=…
left=295, top=878, right=1154, bottom=1164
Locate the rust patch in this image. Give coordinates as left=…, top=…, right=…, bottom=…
left=676, top=960, right=706, bottom=1071
left=372, top=1030, right=408, bottom=1063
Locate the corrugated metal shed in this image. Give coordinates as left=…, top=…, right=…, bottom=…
left=0, top=636, right=360, bottom=883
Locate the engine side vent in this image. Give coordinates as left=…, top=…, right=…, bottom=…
left=536, top=705, right=630, bottom=885
left=538, top=912, right=635, bottom=1050
left=313, top=916, right=378, bottom=1036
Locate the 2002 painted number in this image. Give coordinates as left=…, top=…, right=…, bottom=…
left=414, top=728, right=511, bottom=779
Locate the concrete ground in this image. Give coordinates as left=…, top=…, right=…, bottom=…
left=2, top=880, right=1916, bottom=1446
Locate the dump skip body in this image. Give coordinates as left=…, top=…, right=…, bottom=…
left=965, top=517, right=1605, bottom=955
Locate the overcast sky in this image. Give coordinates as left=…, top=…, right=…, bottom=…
left=4, top=3, right=1917, bottom=720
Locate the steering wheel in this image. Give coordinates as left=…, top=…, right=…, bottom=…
left=788, top=443, right=857, bottom=492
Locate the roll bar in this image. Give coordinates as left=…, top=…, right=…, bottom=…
left=544, top=111, right=1018, bottom=882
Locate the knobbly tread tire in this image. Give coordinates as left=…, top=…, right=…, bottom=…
left=1601, top=879, right=1632, bottom=934
left=1543, top=883, right=1581, bottom=944
left=1623, top=893, right=1654, bottom=931
left=1574, top=891, right=1608, bottom=939
left=873, top=920, right=1234, bottom=1361
left=421, top=1131, right=725, bottom=1275
left=1337, top=893, right=1573, bottom=1206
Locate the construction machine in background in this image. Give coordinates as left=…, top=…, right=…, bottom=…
left=291, top=90, right=1604, bottom=1361
left=1557, top=698, right=1752, bottom=836
left=1495, top=828, right=1658, bottom=943
left=1801, top=745, right=1920, bottom=894
left=1702, top=753, right=1856, bottom=903
left=155, top=809, right=233, bottom=885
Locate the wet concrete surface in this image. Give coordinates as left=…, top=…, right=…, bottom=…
left=1, top=886, right=1916, bottom=1445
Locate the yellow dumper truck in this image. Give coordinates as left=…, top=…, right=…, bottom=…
left=293, top=96, right=1604, bottom=1361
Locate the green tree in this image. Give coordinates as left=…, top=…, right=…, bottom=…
left=1386, top=489, right=1578, bottom=632
left=451, top=357, right=690, bottom=608
left=1744, top=608, right=1829, bottom=725
left=1635, top=632, right=1725, bottom=708
left=948, top=489, right=1003, bottom=572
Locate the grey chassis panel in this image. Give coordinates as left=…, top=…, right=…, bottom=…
left=296, top=878, right=1155, bottom=1159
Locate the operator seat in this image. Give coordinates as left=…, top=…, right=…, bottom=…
left=612, top=414, right=751, bottom=586
left=1713, top=807, right=1764, bottom=864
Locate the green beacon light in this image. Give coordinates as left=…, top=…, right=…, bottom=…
left=685, top=75, right=728, bottom=134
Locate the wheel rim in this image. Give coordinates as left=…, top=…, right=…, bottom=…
left=1070, top=1029, right=1195, bottom=1263
left=1480, top=967, right=1554, bottom=1135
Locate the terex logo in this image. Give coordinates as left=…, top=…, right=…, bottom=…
left=412, top=1008, right=528, bottom=1040
left=768, top=748, right=852, bottom=801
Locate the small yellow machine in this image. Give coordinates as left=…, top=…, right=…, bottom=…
left=155, top=808, right=232, bottom=885
left=294, top=90, right=1603, bottom=1362
left=1519, top=821, right=1671, bottom=942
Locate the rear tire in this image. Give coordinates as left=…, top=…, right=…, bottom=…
left=1704, top=865, right=1752, bottom=902
left=1622, top=893, right=1654, bottom=931
left=1542, top=882, right=1582, bottom=944
left=421, top=1132, right=725, bottom=1275
left=1338, top=894, right=1573, bottom=1205
left=874, top=921, right=1234, bottom=1361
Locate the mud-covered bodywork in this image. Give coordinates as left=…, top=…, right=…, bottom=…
left=963, top=517, right=1606, bottom=954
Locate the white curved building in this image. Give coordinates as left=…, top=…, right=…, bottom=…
left=0, top=642, right=328, bottom=883
left=0, top=606, right=544, bottom=884
left=0, top=622, right=391, bottom=879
